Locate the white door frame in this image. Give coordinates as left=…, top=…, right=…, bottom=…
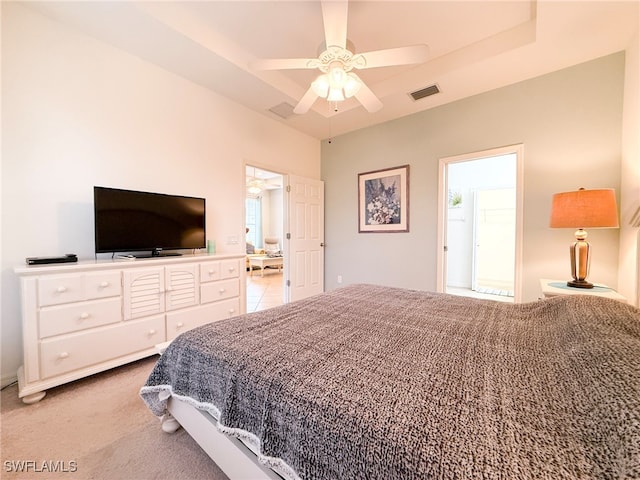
left=436, top=144, right=524, bottom=302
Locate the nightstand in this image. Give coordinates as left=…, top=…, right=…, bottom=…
left=540, top=279, right=627, bottom=303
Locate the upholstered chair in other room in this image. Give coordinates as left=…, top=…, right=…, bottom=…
left=264, top=237, right=281, bottom=257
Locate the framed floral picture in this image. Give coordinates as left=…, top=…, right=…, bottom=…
left=358, top=165, right=409, bottom=233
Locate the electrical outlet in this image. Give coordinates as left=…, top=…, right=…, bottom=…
left=337, top=275, right=342, bottom=284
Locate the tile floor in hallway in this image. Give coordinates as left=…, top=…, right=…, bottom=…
left=246, top=268, right=284, bottom=312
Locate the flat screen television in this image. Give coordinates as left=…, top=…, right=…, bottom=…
left=94, top=186, right=206, bottom=257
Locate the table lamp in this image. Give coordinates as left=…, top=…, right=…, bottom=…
left=549, top=187, right=619, bottom=288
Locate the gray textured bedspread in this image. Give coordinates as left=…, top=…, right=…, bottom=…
left=141, top=284, right=640, bottom=479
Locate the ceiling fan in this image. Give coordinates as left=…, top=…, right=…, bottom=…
left=250, top=1, right=429, bottom=114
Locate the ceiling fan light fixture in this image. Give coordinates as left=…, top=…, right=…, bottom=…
left=328, top=62, right=346, bottom=88
left=312, top=67, right=361, bottom=103
left=343, top=73, right=361, bottom=98
left=253, top=1, right=430, bottom=115
left=246, top=168, right=264, bottom=195
left=327, top=87, right=345, bottom=102
left=311, top=74, right=330, bottom=97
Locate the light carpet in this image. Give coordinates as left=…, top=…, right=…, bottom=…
left=1, top=357, right=229, bottom=480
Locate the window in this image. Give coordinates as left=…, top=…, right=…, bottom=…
left=245, top=197, right=262, bottom=249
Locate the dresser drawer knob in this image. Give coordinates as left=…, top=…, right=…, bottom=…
left=208, top=269, right=216, bottom=275
left=148, top=329, right=156, bottom=335
left=228, top=267, right=235, bottom=272
left=99, top=281, right=110, bottom=288
left=229, top=309, right=235, bottom=314
left=79, top=312, right=90, bottom=320
left=56, top=286, right=67, bottom=293
left=59, top=352, right=69, bottom=359
left=219, top=288, right=226, bottom=294
left=176, top=322, right=184, bottom=328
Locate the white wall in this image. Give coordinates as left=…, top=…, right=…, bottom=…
left=619, top=30, right=640, bottom=307
left=322, top=53, right=626, bottom=301
left=266, top=188, right=284, bottom=246
left=1, top=4, right=320, bottom=384
left=252, top=188, right=284, bottom=249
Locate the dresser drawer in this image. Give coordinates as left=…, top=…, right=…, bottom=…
left=206, top=297, right=240, bottom=320
left=220, top=259, right=240, bottom=279
left=200, top=278, right=240, bottom=304
left=166, top=298, right=240, bottom=340
left=84, top=271, right=121, bottom=299
left=39, top=275, right=83, bottom=306
left=39, top=316, right=165, bottom=379
left=39, top=297, right=122, bottom=339
left=38, top=272, right=121, bottom=307
left=199, top=261, right=221, bottom=283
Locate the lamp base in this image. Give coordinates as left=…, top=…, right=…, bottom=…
left=567, top=279, right=594, bottom=289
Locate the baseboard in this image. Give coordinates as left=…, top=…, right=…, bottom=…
left=1, top=372, right=18, bottom=389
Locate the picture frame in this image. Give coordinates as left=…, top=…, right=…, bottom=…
left=358, top=165, right=409, bottom=233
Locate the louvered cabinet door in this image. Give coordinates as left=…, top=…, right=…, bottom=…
left=165, top=264, right=199, bottom=311
left=123, top=267, right=165, bottom=320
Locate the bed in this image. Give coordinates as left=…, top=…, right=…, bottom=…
left=140, top=283, right=640, bottom=479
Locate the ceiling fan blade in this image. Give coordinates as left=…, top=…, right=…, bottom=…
left=321, top=1, right=348, bottom=49
left=353, top=45, right=429, bottom=69
left=293, top=86, right=319, bottom=114
left=250, top=58, right=319, bottom=71
left=351, top=74, right=383, bottom=112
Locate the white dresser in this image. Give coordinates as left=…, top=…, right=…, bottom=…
left=14, top=254, right=245, bottom=403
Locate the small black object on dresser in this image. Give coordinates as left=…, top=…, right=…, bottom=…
left=26, top=254, right=78, bottom=265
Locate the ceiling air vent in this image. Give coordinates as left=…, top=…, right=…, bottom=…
left=268, top=102, right=296, bottom=120
left=409, top=84, right=440, bottom=101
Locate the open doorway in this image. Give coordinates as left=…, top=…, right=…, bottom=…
left=437, top=145, right=523, bottom=302
left=245, top=165, right=285, bottom=312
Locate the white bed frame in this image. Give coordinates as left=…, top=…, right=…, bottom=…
left=162, top=396, right=284, bottom=480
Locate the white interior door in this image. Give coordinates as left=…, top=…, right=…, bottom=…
left=286, top=175, right=325, bottom=302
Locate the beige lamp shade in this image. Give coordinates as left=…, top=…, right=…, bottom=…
left=550, top=188, right=619, bottom=229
